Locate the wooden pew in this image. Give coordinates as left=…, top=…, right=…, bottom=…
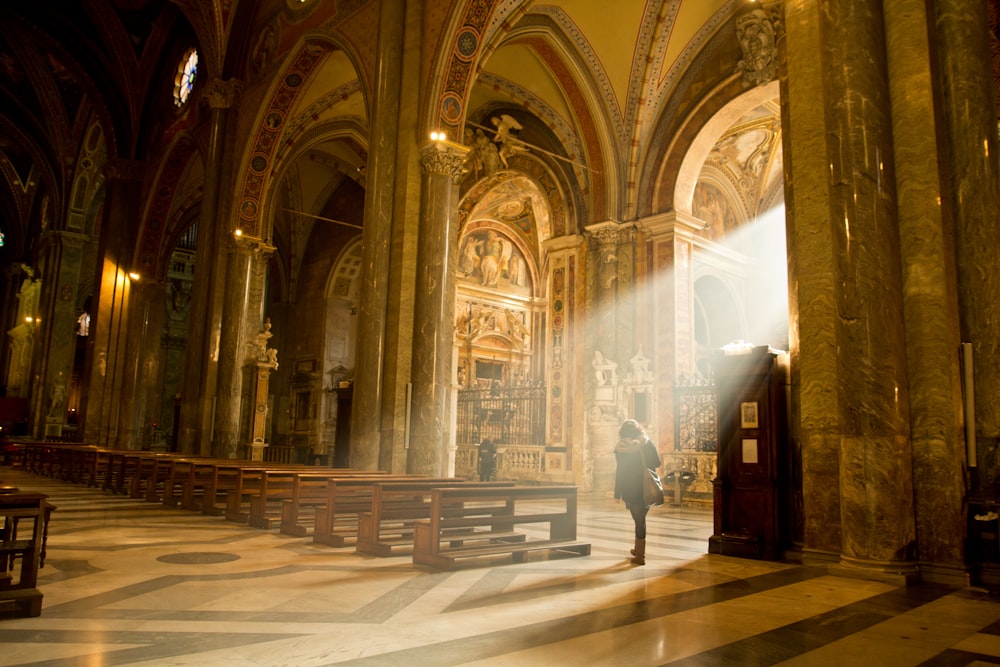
left=0, top=491, right=55, bottom=617
left=160, top=456, right=227, bottom=508
left=355, top=480, right=514, bottom=557
left=224, top=464, right=335, bottom=524
left=312, top=477, right=459, bottom=547
left=411, top=486, right=590, bottom=570
left=246, top=468, right=375, bottom=529
left=278, top=471, right=392, bottom=537
left=202, top=463, right=270, bottom=516
left=128, top=452, right=183, bottom=501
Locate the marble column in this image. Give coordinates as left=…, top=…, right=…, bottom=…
left=934, top=0, right=1000, bottom=491
left=351, top=0, right=406, bottom=472
left=115, top=279, right=167, bottom=450
left=583, top=222, right=631, bottom=494
left=178, top=78, right=238, bottom=456
left=782, top=0, right=916, bottom=575
left=637, top=212, right=701, bottom=454
left=82, top=158, right=143, bottom=448
left=408, top=139, right=467, bottom=476
left=213, top=235, right=273, bottom=459
left=883, top=0, right=966, bottom=574
left=32, top=230, right=86, bottom=436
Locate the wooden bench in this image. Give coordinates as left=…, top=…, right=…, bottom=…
left=246, top=467, right=370, bottom=529
left=312, top=477, right=460, bottom=547
left=0, top=491, right=55, bottom=617
left=225, top=464, right=359, bottom=524
left=356, top=481, right=514, bottom=557
left=411, top=486, right=590, bottom=570
left=278, top=471, right=396, bottom=537
left=160, top=456, right=230, bottom=509
left=128, top=452, right=186, bottom=501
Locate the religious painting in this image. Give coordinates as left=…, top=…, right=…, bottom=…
left=458, top=229, right=531, bottom=293
left=692, top=182, right=737, bottom=238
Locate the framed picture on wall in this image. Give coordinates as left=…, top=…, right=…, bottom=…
left=740, top=401, right=759, bottom=429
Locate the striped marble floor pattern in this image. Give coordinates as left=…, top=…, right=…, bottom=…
left=1, top=465, right=1000, bottom=666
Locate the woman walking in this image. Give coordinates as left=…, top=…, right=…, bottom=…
left=614, top=419, right=661, bottom=565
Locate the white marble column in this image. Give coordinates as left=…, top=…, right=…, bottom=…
left=407, top=139, right=467, bottom=476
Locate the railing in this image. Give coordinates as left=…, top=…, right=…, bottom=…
left=455, top=384, right=545, bottom=448
left=454, top=384, right=547, bottom=481
left=668, top=373, right=718, bottom=504
left=455, top=443, right=546, bottom=480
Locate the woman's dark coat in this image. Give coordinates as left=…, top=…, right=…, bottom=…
left=614, top=436, right=661, bottom=508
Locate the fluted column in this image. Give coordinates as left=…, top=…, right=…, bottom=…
left=213, top=235, right=274, bottom=459
left=884, top=0, right=966, bottom=573
left=935, top=0, right=1000, bottom=491
left=782, top=0, right=916, bottom=575
left=351, top=0, right=406, bottom=471
left=408, top=140, right=467, bottom=476
left=178, top=78, right=238, bottom=456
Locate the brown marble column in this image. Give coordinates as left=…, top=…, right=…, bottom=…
left=82, top=159, right=144, bottom=448
left=32, top=230, right=86, bottom=436
left=116, top=279, right=167, bottom=449
left=178, top=78, right=238, bottom=456
left=782, top=0, right=916, bottom=576
left=884, top=0, right=966, bottom=575
left=213, top=235, right=274, bottom=459
left=935, top=0, right=1000, bottom=491
left=351, top=0, right=406, bottom=472
left=407, top=139, right=467, bottom=476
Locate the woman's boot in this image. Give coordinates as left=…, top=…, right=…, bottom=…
left=630, top=538, right=646, bottom=565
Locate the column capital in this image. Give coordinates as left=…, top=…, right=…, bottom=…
left=584, top=220, right=634, bottom=247
left=203, top=78, right=243, bottom=110
left=229, top=232, right=276, bottom=258
left=636, top=210, right=707, bottom=237
left=104, top=158, right=144, bottom=182
left=419, top=139, right=470, bottom=182
left=39, top=229, right=88, bottom=249
left=541, top=233, right=585, bottom=254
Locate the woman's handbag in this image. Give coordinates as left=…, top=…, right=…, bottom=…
left=640, top=445, right=664, bottom=506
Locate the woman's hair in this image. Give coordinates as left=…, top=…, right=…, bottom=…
left=619, top=419, right=643, bottom=439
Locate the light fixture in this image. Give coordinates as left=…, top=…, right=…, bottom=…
left=429, top=130, right=447, bottom=141
left=234, top=228, right=243, bottom=237
left=128, top=272, right=140, bottom=281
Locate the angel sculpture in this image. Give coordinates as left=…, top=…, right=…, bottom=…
left=491, top=114, right=526, bottom=168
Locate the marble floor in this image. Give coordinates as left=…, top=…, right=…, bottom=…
left=2, top=466, right=1000, bottom=666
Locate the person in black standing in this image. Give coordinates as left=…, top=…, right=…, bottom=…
left=478, top=439, right=497, bottom=481
left=614, top=419, right=661, bottom=565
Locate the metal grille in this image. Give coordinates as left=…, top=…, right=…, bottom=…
left=456, top=384, right=546, bottom=447
left=674, top=373, right=718, bottom=452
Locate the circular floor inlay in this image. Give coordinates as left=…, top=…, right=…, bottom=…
left=157, top=552, right=240, bottom=564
